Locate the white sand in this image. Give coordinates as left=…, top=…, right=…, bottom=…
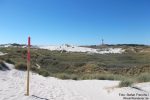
left=0, top=52, right=7, bottom=56
left=0, top=63, right=149, bottom=100
left=39, top=45, right=124, bottom=54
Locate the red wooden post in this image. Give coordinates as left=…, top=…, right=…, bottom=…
left=27, top=37, right=30, bottom=61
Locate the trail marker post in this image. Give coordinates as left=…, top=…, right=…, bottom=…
left=26, top=36, right=31, bottom=96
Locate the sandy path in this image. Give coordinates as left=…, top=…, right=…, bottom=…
left=0, top=63, right=149, bottom=100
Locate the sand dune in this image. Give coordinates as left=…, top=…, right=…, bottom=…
left=0, top=63, right=149, bottom=100
left=38, top=45, right=124, bottom=54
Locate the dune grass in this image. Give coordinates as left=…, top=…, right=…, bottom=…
left=119, top=79, right=134, bottom=87
left=0, top=46, right=150, bottom=83
left=136, top=73, right=150, bottom=83
left=119, top=73, right=150, bottom=87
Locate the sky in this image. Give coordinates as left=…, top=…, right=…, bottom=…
left=0, top=0, right=150, bottom=45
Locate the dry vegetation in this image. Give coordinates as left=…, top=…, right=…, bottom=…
left=0, top=45, right=150, bottom=85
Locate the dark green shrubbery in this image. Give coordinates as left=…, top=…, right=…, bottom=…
left=37, top=69, right=50, bottom=77
left=15, top=63, right=27, bottom=70
left=5, top=59, right=15, bottom=64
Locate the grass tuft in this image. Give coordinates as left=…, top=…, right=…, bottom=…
left=119, top=79, right=134, bottom=87
left=136, top=73, right=150, bottom=83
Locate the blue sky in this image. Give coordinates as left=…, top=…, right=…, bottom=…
left=0, top=0, right=150, bottom=45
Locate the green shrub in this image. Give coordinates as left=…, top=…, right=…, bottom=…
left=5, top=59, right=15, bottom=64
left=55, top=73, right=78, bottom=80
left=15, top=63, right=27, bottom=70
left=55, top=73, right=71, bottom=79
left=119, top=79, right=134, bottom=87
left=70, top=74, right=78, bottom=80
left=97, top=74, right=116, bottom=80
left=38, top=69, right=50, bottom=77
left=80, top=74, right=125, bottom=80
left=31, top=66, right=37, bottom=72
left=74, top=62, right=86, bottom=67
left=136, top=73, right=150, bottom=82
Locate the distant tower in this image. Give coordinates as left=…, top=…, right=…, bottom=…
left=101, top=38, right=104, bottom=46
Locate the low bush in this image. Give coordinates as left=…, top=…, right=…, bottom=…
left=136, top=73, right=150, bottom=83
left=80, top=74, right=125, bottom=80
left=38, top=69, right=50, bottom=77
left=15, top=63, right=27, bottom=70
left=55, top=73, right=78, bottom=80
left=119, top=79, right=134, bottom=87
left=5, top=59, right=15, bottom=64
